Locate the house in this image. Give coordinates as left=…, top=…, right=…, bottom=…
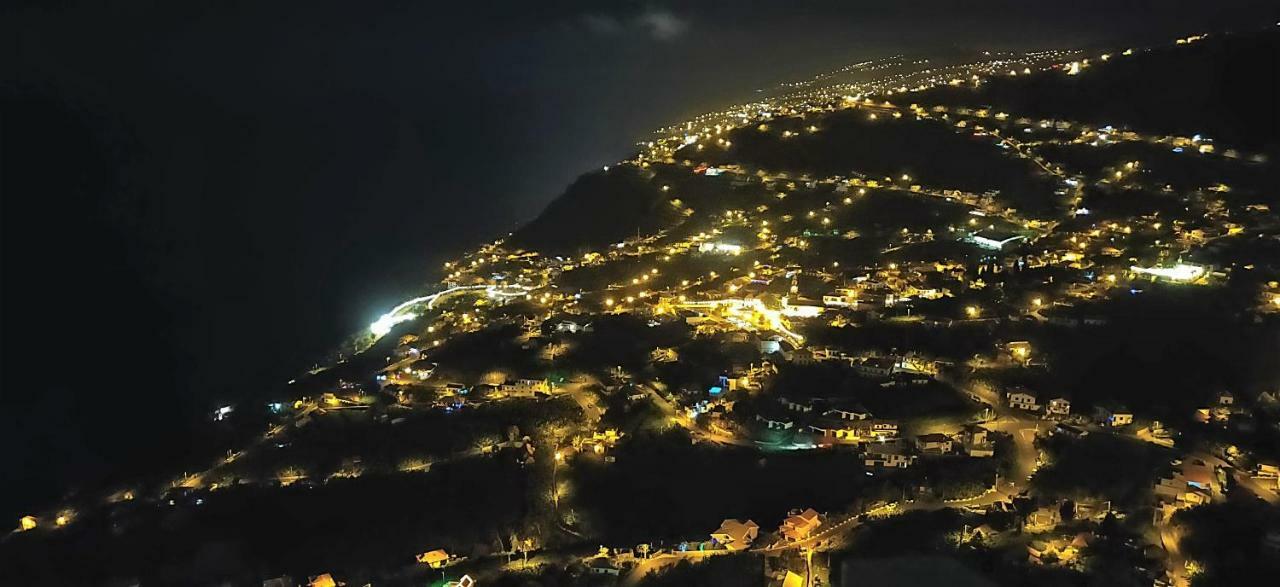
left=1007, top=388, right=1039, bottom=411
left=1155, top=460, right=1217, bottom=506
left=879, top=372, right=932, bottom=388
left=970, top=524, right=998, bottom=542
left=966, top=443, right=996, bottom=458
left=416, top=549, right=451, bottom=569
left=555, top=320, right=592, bottom=333
left=958, top=426, right=995, bottom=457
left=1216, top=391, right=1235, bottom=406
left=808, top=420, right=861, bottom=443
left=309, top=575, right=337, bottom=587
left=588, top=557, right=622, bottom=576
left=823, top=294, right=856, bottom=307
left=808, top=416, right=896, bottom=443
left=1006, top=341, right=1032, bottom=362
left=779, top=397, right=814, bottom=413
left=710, top=519, right=759, bottom=550
left=957, top=425, right=989, bottom=446
left=501, top=378, right=550, bottom=395
left=968, top=230, right=1025, bottom=251
left=915, top=433, right=954, bottom=454
left=812, top=347, right=849, bottom=362
left=1094, top=403, right=1133, bottom=427
left=1027, top=505, right=1061, bottom=529
left=854, top=357, right=898, bottom=378
left=824, top=405, right=872, bottom=421
left=785, top=348, right=817, bottom=364
left=864, top=443, right=916, bottom=468
left=756, top=414, right=794, bottom=430
left=780, top=508, right=822, bottom=541
left=1046, top=397, right=1071, bottom=416
left=851, top=419, right=899, bottom=440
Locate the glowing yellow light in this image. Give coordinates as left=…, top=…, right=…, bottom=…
left=965, top=306, right=979, bottom=318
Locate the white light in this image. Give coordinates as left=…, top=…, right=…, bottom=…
left=1130, top=263, right=1206, bottom=282
left=371, top=312, right=416, bottom=336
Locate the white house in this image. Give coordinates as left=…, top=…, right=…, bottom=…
left=1046, top=397, right=1071, bottom=416
left=756, top=414, right=794, bottom=430
left=915, top=433, right=953, bottom=454
left=1007, top=388, right=1039, bottom=411
left=864, top=443, right=916, bottom=468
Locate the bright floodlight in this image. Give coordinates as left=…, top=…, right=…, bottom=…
left=371, top=312, right=416, bottom=337
left=1130, top=263, right=1206, bottom=282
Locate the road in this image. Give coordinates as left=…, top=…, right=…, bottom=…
left=621, top=550, right=724, bottom=586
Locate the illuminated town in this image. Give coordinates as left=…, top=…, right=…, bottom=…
left=6, top=23, right=1280, bottom=587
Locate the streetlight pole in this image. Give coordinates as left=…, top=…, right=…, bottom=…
left=553, top=449, right=563, bottom=512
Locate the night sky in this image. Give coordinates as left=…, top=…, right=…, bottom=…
left=3, top=0, right=1276, bottom=517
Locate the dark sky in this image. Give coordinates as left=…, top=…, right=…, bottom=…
left=3, top=0, right=1276, bottom=516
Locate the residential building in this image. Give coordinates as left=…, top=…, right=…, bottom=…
left=555, top=320, right=592, bottom=334
left=780, top=508, right=822, bottom=541
left=915, top=433, right=954, bottom=454
left=852, top=419, right=899, bottom=440
left=756, top=414, right=794, bottom=430
left=416, top=549, right=451, bottom=569
left=1026, top=505, right=1061, bottom=530
left=779, top=397, right=814, bottom=413
left=1094, top=403, right=1133, bottom=427
left=864, top=443, right=916, bottom=468
left=824, top=405, right=872, bottom=421
left=854, top=357, right=898, bottom=378
left=1155, top=460, right=1218, bottom=506
left=1046, top=397, right=1071, bottom=416
left=1007, top=388, right=1039, bottom=411
left=710, top=519, right=759, bottom=551
left=588, top=558, right=622, bottom=576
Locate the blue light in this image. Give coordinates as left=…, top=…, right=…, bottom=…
left=708, top=386, right=723, bottom=396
